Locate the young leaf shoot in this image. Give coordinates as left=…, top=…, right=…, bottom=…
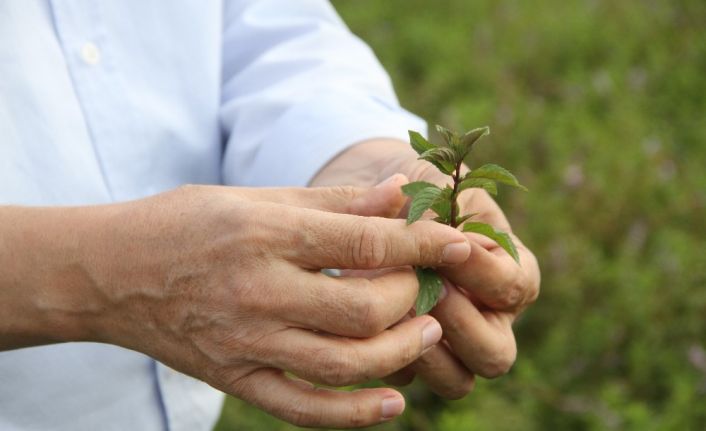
left=405, top=125, right=526, bottom=314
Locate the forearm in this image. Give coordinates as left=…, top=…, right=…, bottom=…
left=0, top=206, right=102, bottom=350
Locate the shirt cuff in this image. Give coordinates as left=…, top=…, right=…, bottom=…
left=221, top=91, right=427, bottom=187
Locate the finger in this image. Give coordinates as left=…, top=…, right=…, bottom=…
left=379, top=309, right=416, bottom=387
left=233, top=174, right=409, bottom=218
left=231, top=368, right=406, bottom=428
left=276, top=267, right=419, bottom=338
left=438, top=235, right=539, bottom=310
left=283, top=211, right=470, bottom=269
left=431, top=283, right=517, bottom=379
left=265, top=316, right=443, bottom=387
left=410, top=342, right=475, bottom=399
left=457, top=187, right=512, bottom=231
left=452, top=189, right=541, bottom=310
left=382, top=368, right=416, bottom=387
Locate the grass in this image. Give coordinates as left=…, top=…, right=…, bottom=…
left=215, top=1, right=706, bottom=429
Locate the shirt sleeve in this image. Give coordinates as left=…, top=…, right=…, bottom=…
left=220, top=0, right=427, bottom=187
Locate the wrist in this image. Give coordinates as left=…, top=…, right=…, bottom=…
left=0, top=205, right=110, bottom=349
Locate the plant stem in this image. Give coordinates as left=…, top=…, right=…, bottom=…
left=449, top=161, right=463, bottom=228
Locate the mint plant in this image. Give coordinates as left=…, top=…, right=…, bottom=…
left=403, top=125, right=527, bottom=314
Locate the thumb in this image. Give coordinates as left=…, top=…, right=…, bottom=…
left=346, top=174, right=408, bottom=218
left=231, top=174, right=409, bottom=218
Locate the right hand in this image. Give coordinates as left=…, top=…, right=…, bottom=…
left=73, top=176, right=470, bottom=428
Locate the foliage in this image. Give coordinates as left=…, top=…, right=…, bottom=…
left=402, top=125, right=525, bottom=314
left=216, top=0, right=706, bottom=429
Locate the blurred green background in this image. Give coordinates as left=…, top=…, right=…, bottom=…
left=216, top=0, right=706, bottom=429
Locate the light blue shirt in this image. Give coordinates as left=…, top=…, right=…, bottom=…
left=0, top=1, right=424, bottom=430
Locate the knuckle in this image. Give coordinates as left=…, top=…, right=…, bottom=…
left=346, top=403, right=367, bottom=428
left=492, top=267, right=526, bottom=310
left=208, top=366, right=240, bottom=395
left=411, top=228, right=437, bottom=263
left=347, top=221, right=389, bottom=268
left=498, top=279, right=525, bottom=309
left=345, top=289, right=387, bottom=337
left=317, top=347, right=362, bottom=386
left=326, top=185, right=359, bottom=210
left=282, top=397, right=319, bottom=428
left=446, top=311, right=471, bottom=338
left=400, top=334, right=424, bottom=365
left=477, top=341, right=517, bottom=378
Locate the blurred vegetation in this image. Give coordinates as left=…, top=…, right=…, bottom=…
left=216, top=0, right=706, bottom=429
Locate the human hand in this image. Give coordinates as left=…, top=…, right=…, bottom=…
left=71, top=179, right=472, bottom=427
left=311, top=139, right=539, bottom=399
left=382, top=158, right=541, bottom=398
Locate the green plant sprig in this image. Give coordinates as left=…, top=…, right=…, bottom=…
left=403, top=125, right=527, bottom=314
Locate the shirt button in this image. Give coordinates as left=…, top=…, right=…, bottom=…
left=80, top=42, right=101, bottom=65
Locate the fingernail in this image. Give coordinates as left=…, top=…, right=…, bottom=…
left=381, top=395, right=405, bottom=420
left=422, top=320, right=442, bottom=351
left=439, top=280, right=450, bottom=302
left=374, top=174, right=400, bottom=189
left=442, top=241, right=471, bottom=263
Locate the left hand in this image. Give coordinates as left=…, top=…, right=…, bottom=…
left=388, top=160, right=540, bottom=398
left=312, top=139, right=540, bottom=399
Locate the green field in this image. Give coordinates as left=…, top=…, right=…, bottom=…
left=215, top=1, right=706, bottom=429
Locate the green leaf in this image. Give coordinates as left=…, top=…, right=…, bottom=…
left=419, top=146, right=458, bottom=164
left=418, top=147, right=458, bottom=175
left=459, top=126, right=490, bottom=155
left=458, top=177, right=498, bottom=195
left=401, top=181, right=439, bottom=198
left=462, top=222, right=520, bottom=263
left=407, top=186, right=443, bottom=225
left=455, top=213, right=477, bottom=226
left=419, top=153, right=456, bottom=175
left=402, top=183, right=451, bottom=223
left=414, top=266, right=444, bottom=315
left=408, top=130, right=435, bottom=156
left=435, top=124, right=460, bottom=147
left=467, top=164, right=528, bottom=191
left=430, top=186, right=453, bottom=223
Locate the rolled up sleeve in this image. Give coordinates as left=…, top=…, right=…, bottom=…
left=220, top=0, right=426, bottom=187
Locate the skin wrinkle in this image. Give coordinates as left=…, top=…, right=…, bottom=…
left=349, top=219, right=386, bottom=269
left=1, top=148, right=538, bottom=428
left=198, top=320, right=282, bottom=369
left=316, top=342, right=365, bottom=386
left=237, top=326, right=288, bottom=367
left=340, top=284, right=377, bottom=337
left=218, top=365, right=262, bottom=398
left=170, top=315, right=256, bottom=382
left=159, top=269, right=271, bottom=368
left=298, top=278, right=345, bottom=330
left=290, top=212, right=341, bottom=269
left=247, top=205, right=307, bottom=265
left=328, top=185, right=358, bottom=215
left=286, top=394, right=318, bottom=427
